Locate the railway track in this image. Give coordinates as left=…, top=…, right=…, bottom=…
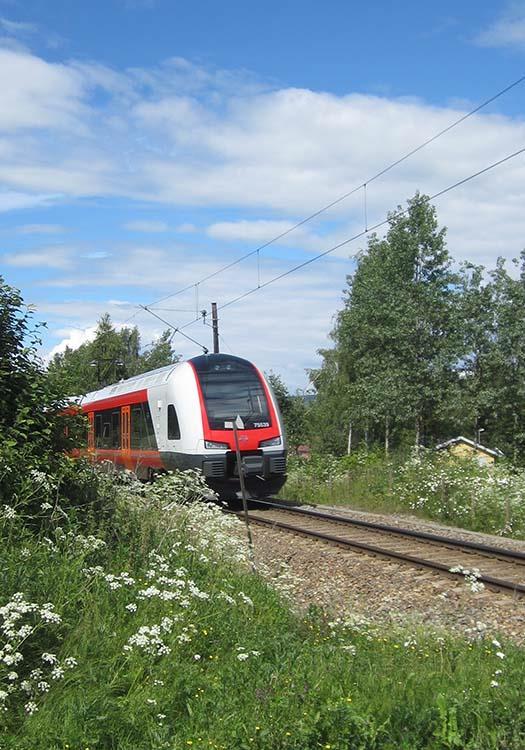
left=238, top=500, right=525, bottom=597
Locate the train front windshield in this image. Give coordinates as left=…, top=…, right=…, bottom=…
left=193, top=356, right=271, bottom=430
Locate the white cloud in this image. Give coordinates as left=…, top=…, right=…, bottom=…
left=0, top=18, right=37, bottom=36
left=175, top=223, right=197, bottom=233
left=0, top=190, right=60, bottom=212
left=0, top=48, right=86, bottom=132
left=476, top=5, right=525, bottom=48
left=207, top=219, right=295, bottom=243
left=205, top=218, right=339, bottom=252
left=46, top=325, right=98, bottom=361
left=123, top=220, right=169, bottom=232
left=2, top=246, right=74, bottom=269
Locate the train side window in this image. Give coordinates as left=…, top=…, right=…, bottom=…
left=131, top=402, right=158, bottom=450
left=95, top=414, right=102, bottom=447
left=167, top=404, right=181, bottom=440
left=142, top=403, right=158, bottom=450
left=101, top=418, right=112, bottom=449
left=130, top=404, right=143, bottom=449
left=94, top=408, right=121, bottom=449
left=111, top=410, right=120, bottom=448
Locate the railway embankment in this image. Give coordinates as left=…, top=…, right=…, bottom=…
left=247, top=503, right=525, bottom=644
left=4, top=468, right=525, bottom=749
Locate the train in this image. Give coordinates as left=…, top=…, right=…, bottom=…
left=78, top=352, right=287, bottom=500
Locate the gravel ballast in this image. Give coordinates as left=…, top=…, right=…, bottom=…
left=250, top=504, right=525, bottom=643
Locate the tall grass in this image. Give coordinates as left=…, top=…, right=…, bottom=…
left=282, top=450, right=525, bottom=539
left=2, top=463, right=525, bottom=748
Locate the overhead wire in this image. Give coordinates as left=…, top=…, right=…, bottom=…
left=139, top=305, right=209, bottom=353
left=143, top=72, right=525, bottom=309
left=217, top=145, right=525, bottom=312
left=125, top=144, right=525, bottom=350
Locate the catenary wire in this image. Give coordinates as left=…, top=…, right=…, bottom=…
left=137, top=143, right=525, bottom=346
left=139, top=305, right=209, bottom=353
left=144, top=72, right=525, bottom=309
left=216, top=145, right=525, bottom=312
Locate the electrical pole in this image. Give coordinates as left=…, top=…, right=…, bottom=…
left=211, top=302, right=219, bottom=354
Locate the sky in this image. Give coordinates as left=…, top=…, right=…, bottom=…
left=1, top=0, right=525, bottom=389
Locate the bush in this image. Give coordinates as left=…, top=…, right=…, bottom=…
left=283, top=449, right=525, bottom=538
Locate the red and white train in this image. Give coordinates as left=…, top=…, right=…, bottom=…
left=79, top=353, right=287, bottom=500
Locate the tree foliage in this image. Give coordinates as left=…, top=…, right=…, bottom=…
left=266, top=372, right=310, bottom=450
left=0, top=276, right=88, bottom=513
left=47, top=314, right=180, bottom=395
left=312, top=194, right=525, bottom=462
left=0, top=277, right=77, bottom=456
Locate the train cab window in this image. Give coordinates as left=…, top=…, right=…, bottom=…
left=193, top=356, right=271, bottom=430
left=130, top=402, right=158, bottom=450
left=167, top=404, right=181, bottom=440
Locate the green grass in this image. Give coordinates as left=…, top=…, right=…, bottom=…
left=3, top=470, right=525, bottom=749
left=281, top=451, right=525, bottom=539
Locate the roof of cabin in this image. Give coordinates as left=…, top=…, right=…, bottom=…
left=435, top=436, right=504, bottom=458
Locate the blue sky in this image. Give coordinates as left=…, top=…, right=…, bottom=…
left=1, top=0, right=525, bottom=388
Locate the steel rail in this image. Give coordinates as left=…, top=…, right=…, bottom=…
left=254, top=499, right=525, bottom=564
left=240, top=510, right=525, bottom=597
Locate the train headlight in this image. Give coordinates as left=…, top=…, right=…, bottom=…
left=205, top=440, right=229, bottom=450
left=259, top=436, right=281, bottom=448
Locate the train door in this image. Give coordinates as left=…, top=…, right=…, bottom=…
left=87, top=412, right=95, bottom=452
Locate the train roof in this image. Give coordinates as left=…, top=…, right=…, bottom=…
left=80, top=362, right=182, bottom=406
left=78, top=353, right=255, bottom=407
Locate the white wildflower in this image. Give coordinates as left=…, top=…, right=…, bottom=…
left=238, top=592, right=254, bottom=607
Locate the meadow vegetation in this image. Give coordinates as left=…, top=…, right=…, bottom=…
left=3, top=464, right=525, bottom=749
left=283, top=449, right=525, bottom=539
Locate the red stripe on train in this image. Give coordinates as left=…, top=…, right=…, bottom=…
left=81, top=389, right=149, bottom=413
